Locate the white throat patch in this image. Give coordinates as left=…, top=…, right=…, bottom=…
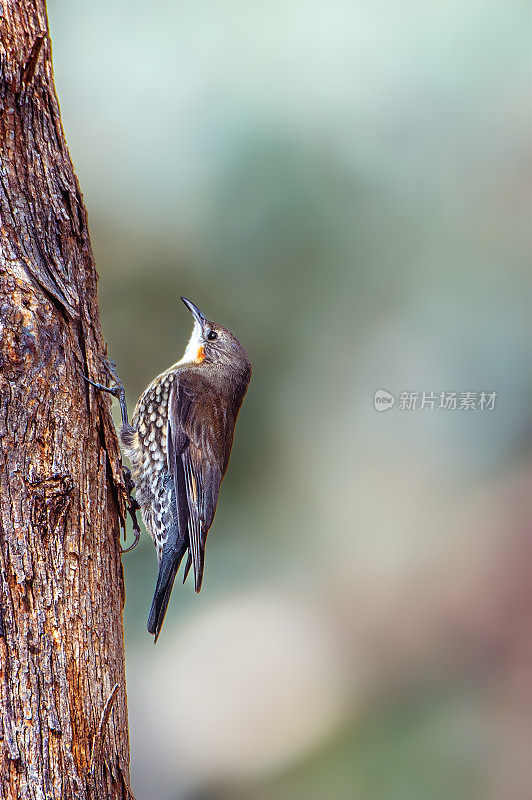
left=177, top=321, right=204, bottom=365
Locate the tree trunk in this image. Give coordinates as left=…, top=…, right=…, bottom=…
left=0, top=3, right=133, bottom=798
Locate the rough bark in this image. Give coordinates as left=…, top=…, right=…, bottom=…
left=0, top=2, right=133, bottom=798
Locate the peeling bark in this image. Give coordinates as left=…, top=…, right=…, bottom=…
left=0, top=2, right=133, bottom=798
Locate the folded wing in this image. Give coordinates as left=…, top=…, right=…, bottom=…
left=167, top=372, right=232, bottom=591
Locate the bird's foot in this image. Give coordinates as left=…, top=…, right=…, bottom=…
left=121, top=466, right=141, bottom=553
left=77, top=364, right=129, bottom=427
left=78, top=369, right=126, bottom=410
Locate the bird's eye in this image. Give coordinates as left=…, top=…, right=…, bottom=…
left=207, top=330, right=218, bottom=341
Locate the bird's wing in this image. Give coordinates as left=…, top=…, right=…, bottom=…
left=166, top=373, right=229, bottom=591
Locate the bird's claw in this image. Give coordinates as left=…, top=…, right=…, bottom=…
left=121, top=523, right=141, bottom=553
left=121, top=466, right=142, bottom=554
left=77, top=365, right=129, bottom=428
left=78, top=367, right=124, bottom=401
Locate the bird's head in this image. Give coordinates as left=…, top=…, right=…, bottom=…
left=180, top=297, right=251, bottom=384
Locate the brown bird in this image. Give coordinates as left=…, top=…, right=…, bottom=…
left=86, top=298, right=251, bottom=642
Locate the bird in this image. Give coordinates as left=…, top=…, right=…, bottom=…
left=84, top=298, right=251, bottom=642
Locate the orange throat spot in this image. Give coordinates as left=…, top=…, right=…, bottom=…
left=195, top=346, right=205, bottom=363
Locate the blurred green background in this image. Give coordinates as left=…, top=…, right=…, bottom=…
left=48, top=2, right=530, bottom=798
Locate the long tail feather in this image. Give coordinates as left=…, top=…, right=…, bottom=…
left=182, top=551, right=192, bottom=584
left=147, top=540, right=187, bottom=643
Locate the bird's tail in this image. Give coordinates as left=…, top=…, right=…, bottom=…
left=147, top=538, right=187, bottom=643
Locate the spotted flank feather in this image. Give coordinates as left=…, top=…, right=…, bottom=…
left=121, top=370, right=175, bottom=547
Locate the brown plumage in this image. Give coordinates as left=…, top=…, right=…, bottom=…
left=121, top=298, right=251, bottom=642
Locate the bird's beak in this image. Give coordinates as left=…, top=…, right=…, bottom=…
left=181, top=297, right=206, bottom=328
